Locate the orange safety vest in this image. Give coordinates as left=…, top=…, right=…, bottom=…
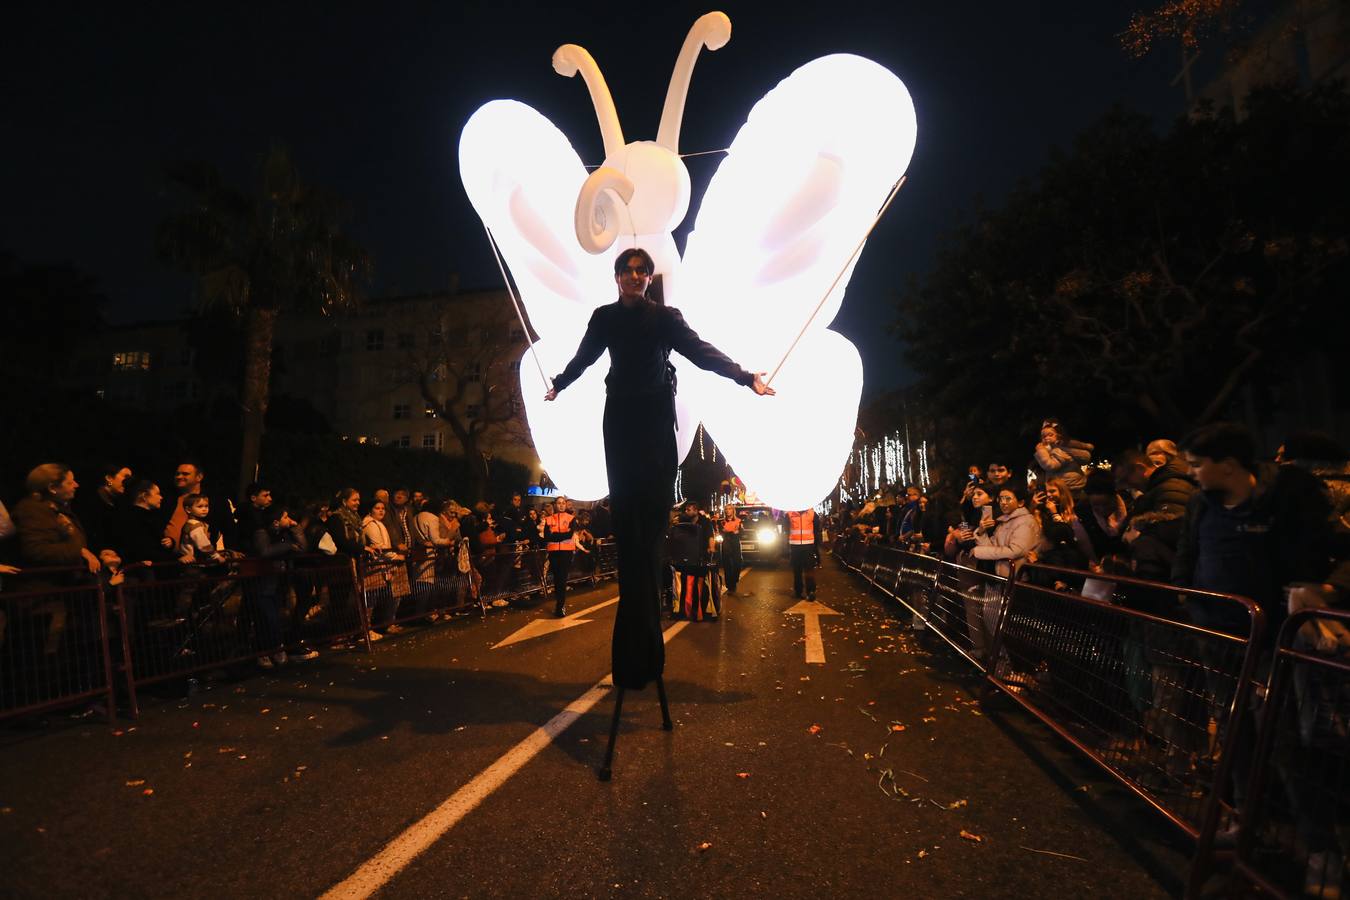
left=544, top=512, right=575, bottom=552
left=787, top=510, right=815, bottom=545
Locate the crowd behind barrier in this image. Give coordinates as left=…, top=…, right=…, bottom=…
left=833, top=535, right=1347, bottom=900
left=830, top=418, right=1348, bottom=897
left=1, top=537, right=621, bottom=724
left=0, top=456, right=623, bottom=724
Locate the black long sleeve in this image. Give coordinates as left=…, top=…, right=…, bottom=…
left=553, top=300, right=752, bottom=396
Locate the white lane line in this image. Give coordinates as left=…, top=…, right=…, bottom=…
left=321, top=619, right=690, bottom=900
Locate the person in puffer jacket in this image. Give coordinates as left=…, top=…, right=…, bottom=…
left=970, top=482, right=1042, bottom=577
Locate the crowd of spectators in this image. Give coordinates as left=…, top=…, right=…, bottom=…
left=833, top=419, right=1350, bottom=631
left=0, top=457, right=612, bottom=667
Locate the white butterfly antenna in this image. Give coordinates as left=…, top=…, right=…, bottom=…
left=766, top=175, right=908, bottom=387
left=483, top=224, right=553, bottom=392
left=552, top=44, right=625, bottom=160
left=553, top=43, right=637, bottom=253
left=657, top=12, right=732, bottom=153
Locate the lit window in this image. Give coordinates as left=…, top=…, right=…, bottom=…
left=357, top=435, right=368, bottom=444
left=366, top=329, right=384, bottom=351
left=112, top=351, right=151, bottom=371
left=422, top=433, right=438, bottom=449
left=424, top=406, right=437, bottom=419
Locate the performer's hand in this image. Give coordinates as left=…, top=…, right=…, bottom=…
left=750, top=373, right=775, bottom=396
left=544, top=387, right=558, bottom=402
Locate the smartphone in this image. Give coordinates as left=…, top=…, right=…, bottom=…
left=980, top=505, right=995, bottom=523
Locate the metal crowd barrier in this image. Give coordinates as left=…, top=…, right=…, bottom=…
left=116, top=555, right=369, bottom=717
left=991, top=564, right=1264, bottom=844
left=833, top=539, right=1002, bottom=673
left=0, top=566, right=117, bottom=724
left=2, top=537, right=628, bottom=725
left=1206, top=607, right=1350, bottom=900
left=831, top=536, right=1277, bottom=891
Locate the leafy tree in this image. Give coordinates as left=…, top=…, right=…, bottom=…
left=157, top=146, right=371, bottom=502
left=893, top=84, right=1350, bottom=464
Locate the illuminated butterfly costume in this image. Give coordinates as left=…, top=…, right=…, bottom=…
left=459, top=12, right=916, bottom=688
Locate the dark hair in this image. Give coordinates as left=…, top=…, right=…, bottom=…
left=130, top=479, right=158, bottom=500
left=178, top=458, right=204, bottom=477
left=335, top=487, right=359, bottom=506
left=1282, top=430, right=1349, bottom=464
left=613, top=247, right=655, bottom=277
left=995, top=482, right=1027, bottom=505
left=101, top=462, right=129, bottom=481
left=1084, top=469, right=1118, bottom=498
left=246, top=481, right=270, bottom=498
left=1112, top=448, right=1150, bottom=470
left=1181, top=422, right=1257, bottom=474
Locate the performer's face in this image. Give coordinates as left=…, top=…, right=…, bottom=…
left=615, top=256, right=652, bottom=302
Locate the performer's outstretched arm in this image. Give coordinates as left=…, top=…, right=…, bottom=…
left=546, top=309, right=606, bottom=400
left=666, top=308, right=776, bottom=396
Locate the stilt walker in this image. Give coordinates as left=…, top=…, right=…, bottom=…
left=545, top=248, right=774, bottom=779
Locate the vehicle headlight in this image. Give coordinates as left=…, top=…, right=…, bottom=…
left=756, top=528, right=777, bottom=544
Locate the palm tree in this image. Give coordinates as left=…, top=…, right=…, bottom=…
left=158, top=146, right=372, bottom=502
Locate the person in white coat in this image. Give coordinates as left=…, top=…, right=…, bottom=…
left=970, top=483, right=1042, bottom=578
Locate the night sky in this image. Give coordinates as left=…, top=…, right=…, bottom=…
left=4, top=1, right=1182, bottom=395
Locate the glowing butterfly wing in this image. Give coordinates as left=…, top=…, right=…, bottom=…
left=677, top=54, right=917, bottom=510
left=459, top=100, right=615, bottom=500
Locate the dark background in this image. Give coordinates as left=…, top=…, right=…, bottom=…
left=2, top=1, right=1184, bottom=397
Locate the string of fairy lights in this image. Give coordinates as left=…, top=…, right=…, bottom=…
left=836, top=431, right=933, bottom=505
left=674, top=423, right=936, bottom=514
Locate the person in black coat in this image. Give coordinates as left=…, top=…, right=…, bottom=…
left=544, top=248, right=774, bottom=689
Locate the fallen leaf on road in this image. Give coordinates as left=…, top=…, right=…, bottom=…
left=960, top=830, right=983, bottom=843
left=697, top=842, right=712, bottom=852
left=917, top=849, right=928, bottom=859
left=141, top=789, right=154, bottom=797
left=260, top=708, right=270, bottom=714
left=890, top=724, right=906, bottom=732
left=736, top=772, right=750, bottom=779
left=948, top=799, right=968, bottom=809
left=760, top=811, right=767, bottom=819
left=112, top=730, right=124, bottom=737
left=125, top=779, right=145, bottom=787
left=808, top=724, right=822, bottom=735
left=217, top=747, right=236, bottom=753
left=922, top=716, right=936, bottom=723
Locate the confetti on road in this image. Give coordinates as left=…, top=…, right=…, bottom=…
left=808, top=724, right=822, bottom=735
left=960, top=830, right=983, bottom=843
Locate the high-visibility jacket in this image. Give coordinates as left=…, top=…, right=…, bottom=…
left=787, top=510, right=816, bottom=545
left=544, top=512, right=575, bottom=551
left=722, top=516, right=742, bottom=534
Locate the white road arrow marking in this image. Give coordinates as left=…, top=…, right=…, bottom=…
left=491, top=595, right=619, bottom=649
left=785, top=600, right=842, bottom=664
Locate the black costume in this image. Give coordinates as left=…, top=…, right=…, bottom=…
left=553, top=299, right=754, bottom=689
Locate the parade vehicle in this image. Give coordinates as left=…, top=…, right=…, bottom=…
left=725, top=504, right=785, bottom=566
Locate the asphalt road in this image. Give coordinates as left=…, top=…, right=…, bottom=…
left=2, top=559, right=1191, bottom=898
